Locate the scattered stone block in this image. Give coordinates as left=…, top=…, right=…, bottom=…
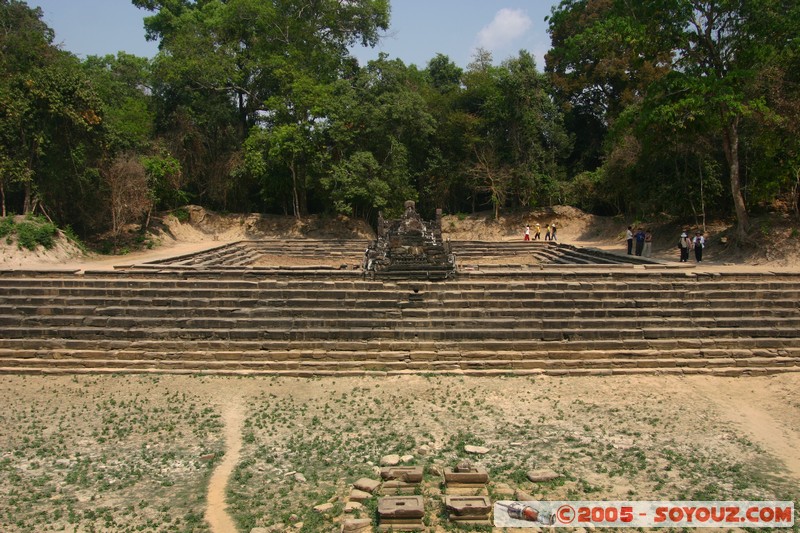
left=416, top=444, right=431, bottom=456
left=349, top=489, right=372, bottom=502
left=344, top=501, right=363, bottom=513
left=464, top=445, right=490, bottom=454
left=313, top=503, right=334, bottom=513
left=380, top=466, right=423, bottom=483
left=400, top=454, right=414, bottom=463
left=527, top=469, right=560, bottom=482
left=341, top=518, right=372, bottom=532
left=380, top=454, right=401, bottom=466
left=294, top=472, right=307, bottom=483
left=353, top=477, right=381, bottom=494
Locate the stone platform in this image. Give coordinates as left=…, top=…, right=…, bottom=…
left=1, top=238, right=799, bottom=376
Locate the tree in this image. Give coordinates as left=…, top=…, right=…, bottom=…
left=0, top=1, right=102, bottom=224
left=101, top=153, right=152, bottom=242
left=133, top=0, right=391, bottom=214
left=323, top=55, right=433, bottom=218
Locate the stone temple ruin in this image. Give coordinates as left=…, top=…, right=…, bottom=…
left=363, top=201, right=456, bottom=280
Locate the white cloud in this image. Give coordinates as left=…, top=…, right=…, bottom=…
left=476, top=8, right=532, bottom=51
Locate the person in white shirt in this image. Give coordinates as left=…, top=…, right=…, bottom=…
left=692, top=232, right=705, bottom=262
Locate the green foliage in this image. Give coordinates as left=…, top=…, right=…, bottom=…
left=3, top=0, right=799, bottom=234
left=14, top=216, right=57, bottom=250
left=0, top=217, right=14, bottom=238
left=172, top=208, right=190, bottom=223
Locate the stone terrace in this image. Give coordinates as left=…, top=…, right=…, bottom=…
left=0, top=239, right=798, bottom=376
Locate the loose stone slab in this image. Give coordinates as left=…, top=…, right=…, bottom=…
left=380, top=454, right=401, bottom=466
left=341, top=518, right=372, bottom=532
left=380, top=466, right=423, bottom=483
left=313, top=502, right=334, bottom=513
left=353, top=477, right=381, bottom=493
left=349, top=489, right=372, bottom=502
left=464, top=445, right=490, bottom=454
left=527, top=469, right=560, bottom=482
left=344, top=501, right=363, bottom=513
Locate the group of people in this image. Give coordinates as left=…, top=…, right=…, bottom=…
left=625, top=225, right=706, bottom=262
left=625, top=226, right=653, bottom=257
left=678, top=230, right=705, bottom=262
left=524, top=223, right=557, bottom=241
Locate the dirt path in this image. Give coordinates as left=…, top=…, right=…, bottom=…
left=205, top=400, right=245, bottom=533
left=693, top=377, right=800, bottom=482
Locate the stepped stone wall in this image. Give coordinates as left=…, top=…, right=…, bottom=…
left=0, top=239, right=798, bottom=376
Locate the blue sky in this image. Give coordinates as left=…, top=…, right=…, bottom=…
left=27, top=0, right=560, bottom=70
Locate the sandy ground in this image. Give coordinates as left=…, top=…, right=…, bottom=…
left=0, top=374, right=797, bottom=532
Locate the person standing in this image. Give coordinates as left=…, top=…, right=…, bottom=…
left=678, top=231, right=691, bottom=262
left=626, top=226, right=633, bottom=255
left=634, top=228, right=645, bottom=256
left=643, top=230, right=653, bottom=257
left=550, top=223, right=558, bottom=241
left=693, top=232, right=705, bottom=262
left=533, top=223, right=541, bottom=240
left=524, top=224, right=531, bottom=241
left=544, top=224, right=552, bottom=241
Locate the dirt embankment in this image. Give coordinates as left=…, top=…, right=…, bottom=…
left=2, top=205, right=799, bottom=269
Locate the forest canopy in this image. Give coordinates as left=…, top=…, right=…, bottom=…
left=1, top=0, right=799, bottom=241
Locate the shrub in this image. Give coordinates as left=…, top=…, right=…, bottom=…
left=15, top=219, right=57, bottom=250
left=0, top=217, right=14, bottom=238
left=172, top=207, right=190, bottom=223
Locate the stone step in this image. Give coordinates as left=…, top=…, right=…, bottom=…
left=2, top=312, right=800, bottom=331
left=0, top=357, right=797, bottom=376
left=2, top=336, right=796, bottom=352
left=2, top=347, right=798, bottom=363
left=4, top=285, right=800, bottom=302
left=0, top=324, right=797, bottom=341
left=3, top=304, right=795, bottom=320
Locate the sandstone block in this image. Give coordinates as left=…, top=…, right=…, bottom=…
left=349, top=489, right=372, bottom=502
left=341, top=518, right=372, bottom=532
left=464, top=445, right=490, bottom=454
left=353, top=477, right=381, bottom=494
left=444, top=495, right=492, bottom=516
left=344, top=501, right=363, bottom=513
left=380, top=454, right=401, bottom=466
left=313, top=503, right=334, bottom=513
left=378, top=496, right=424, bottom=519
left=527, top=469, right=560, bottom=482
left=380, top=466, right=423, bottom=483
left=443, top=467, right=489, bottom=484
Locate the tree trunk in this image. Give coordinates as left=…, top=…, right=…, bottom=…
left=290, top=158, right=300, bottom=220
left=23, top=181, right=32, bottom=214
left=1, top=178, right=5, bottom=218
left=721, top=115, right=749, bottom=239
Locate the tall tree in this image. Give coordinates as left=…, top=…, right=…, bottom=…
left=133, top=0, right=390, bottom=215
left=0, top=0, right=102, bottom=223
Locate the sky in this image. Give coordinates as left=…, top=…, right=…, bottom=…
left=26, top=0, right=560, bottom=70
